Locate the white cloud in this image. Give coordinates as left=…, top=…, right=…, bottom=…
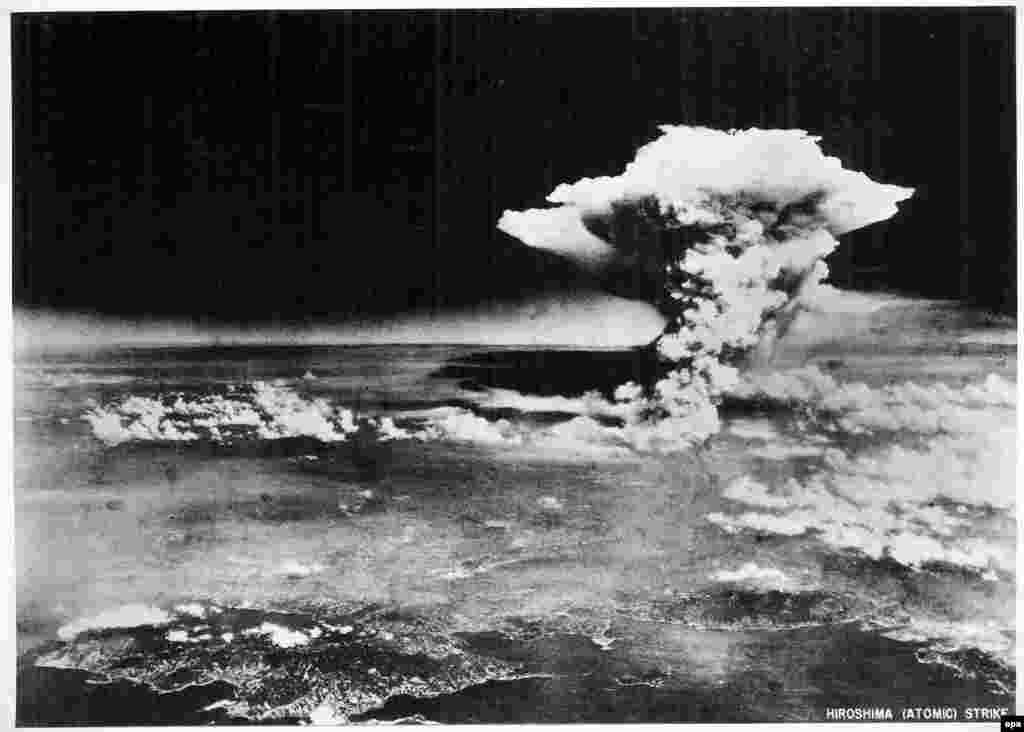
left=57, top=604, right=172, bottom=641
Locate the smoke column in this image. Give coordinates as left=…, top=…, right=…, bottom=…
left=498, top=126, right=914, bottom=447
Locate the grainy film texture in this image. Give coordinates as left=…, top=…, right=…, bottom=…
left=12, top=8, right=1016, bottom=725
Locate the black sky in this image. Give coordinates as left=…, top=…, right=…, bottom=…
left=12, top=8, right=1017, bottom=324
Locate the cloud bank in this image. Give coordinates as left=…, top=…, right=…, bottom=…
left=15, top=292, right=666, bottom=355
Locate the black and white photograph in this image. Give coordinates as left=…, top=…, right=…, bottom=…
left=10, top=5, right=1018, bottom=725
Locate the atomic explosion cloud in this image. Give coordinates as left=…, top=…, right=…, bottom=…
left=498, top=126, right=914, bottom=447
left=81, top=126, right=917, bottom=455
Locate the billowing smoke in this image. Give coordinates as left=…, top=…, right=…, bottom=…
left=498, top=126, right=914, bottom=447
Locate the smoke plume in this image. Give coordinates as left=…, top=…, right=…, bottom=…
left=498, top=126, right=915, bottom=447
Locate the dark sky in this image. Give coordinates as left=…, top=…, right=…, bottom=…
left=13, top=8, right=1017, bottom=325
